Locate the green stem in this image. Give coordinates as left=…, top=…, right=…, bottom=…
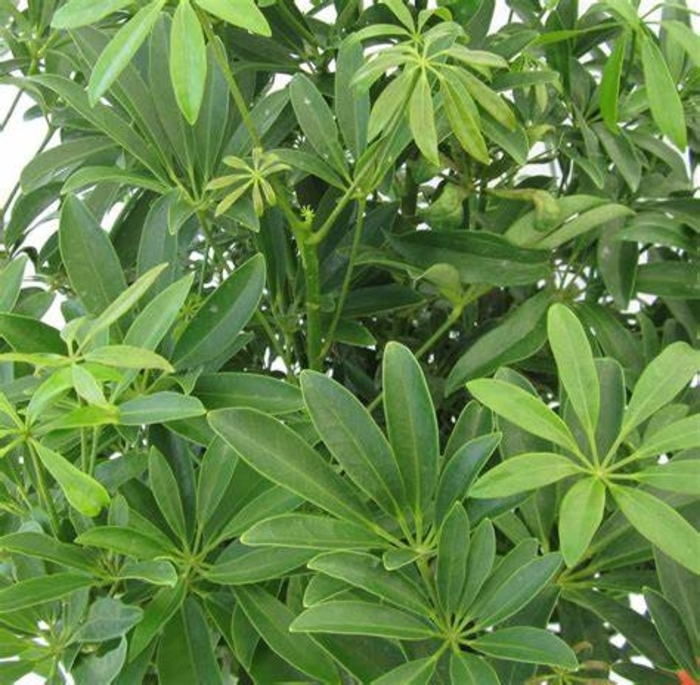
left=319, top=199, right=365, bottom=360
left=301, top=241, right=323, bottom=370
left=27, top=443, right=60, bottom=536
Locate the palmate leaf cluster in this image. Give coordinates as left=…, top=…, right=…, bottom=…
left=0, top=0, right=698, bottom=683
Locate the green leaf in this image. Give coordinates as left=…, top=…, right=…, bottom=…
left=301, top=370, right=405, bottom=519
left=600, top=31, right=627, bottom=130
left=235, top=586, right=338, bottom=682
left=640, top=35, right=687, bottom=149
left=204, top=543, right=312, bottom=584
left=470, top=453, right=581, bottom=498
left=84, top=345, right=174, bottom=372
left=196, top=0, right=271, bottom=35
left=536, top=204, right=634, bottom=249
left=170, top=0, right=206, bottom=124
left=52, top=0, right=133, bottom=28
left=633, top=460, right=700, bottom=495
left=157, top=598, right=223, bottom=685
left=129, top=581, right=186, bottom=660
left=559, top=477, right=606, bottom=567
left=89, top=0, right=166, bottom=106
left=209, top=408, right=373, bottom=525
left=195, top=372, right=302, bottom=414
left=149, top=448, right=187, bottom=541
left=0, top=255, right=26, bottom=314
left=622, top=342, right=699, bottom=435
left=435, top=433, right=500, bottom=525
left=291, top=600, right=436, bottom=640
left=0, top=532, right=98, bottom=573
left=446, top=291, right=550, bottom=394
left=0, top=573, right=94, bottom=613
left=471, top=626, right=578, bottom=670
left=76, top=526, right=176, bottom=559
left=0, top=314, right=65, bottom=355
left=451, top=67, right=515, bottom=130
left=383, top=342, right=439, bottom=522
left=243, top=514, right=384, bottom=550
left=119, top=392, right=205, bottom=425
left=467, top=378, right=581, bottom=454
left=59, top=196, right=127, bottom=318
left=458, top=518, right=496, bottom=613
left=33, top=442, right=110, bottom=517
left=73, top=636, right=127, bottom=685
left=441, top=77, right=490, bottom=164
left=117, top=560, right=178, bottom=586
left=308, top=551, right=431, bottom=616
left=449, top=652, right=500, bottom=685
left=77, top=597, right=143, bottom=642
left=644, top=588, right=698, bottom=675
left=547, top=304, right=599, bottom=439
left=335, top=38, right=369, bottom=158
left=381, top=0, right=415, bottom=30
left=172, top=254, right=265, bottom=369
left=196, top=438, right=238, bottom=530
left=437, top=504, right=470, bottom=615
left=289, top=73, right=348, bottom=176
left=371, top=658, right=436, bottom=685
left=409, top=72, right=439, bottom=166
left=62, top=166, right=168, bottom=195
left=610, top=485, right=700, bottom=574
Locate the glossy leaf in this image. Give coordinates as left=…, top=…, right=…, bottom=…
left=149, top=448, right=187, bottom=540
left=449, top=652, right=500, bottom=685
left=119, top=392, right=205, bottom=425
left=170, top=0, right=206, bottom=124
left=409, top=72, right=439, bottom=166
left=0, top=573, right=94, bottom=613
left=633, top=460, right=700, bottom=495
left=436, top=503, right=470, bottom=615
left=559, top=477, right=606, bottom=567
left=196, top=0, right=271, bottom=35
left=371, top=658, right=435, bottom=685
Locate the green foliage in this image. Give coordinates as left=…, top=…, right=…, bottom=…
left=0, top=0, right=698, bottom=682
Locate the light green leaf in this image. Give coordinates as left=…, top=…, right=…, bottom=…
left=235, top=586, right=338, bottom=682
left=84, top=345, right=174, bottom=372
left=149, top=448, right=187, bottom=540
left=170, top=0, right=206, bottom=124
left=547, top=304, right=599, bottom=439
left=76, top=526, right=176, bottom=559
left=119, top=392, right=205, bottom=425
left=0, top=532, right=98, bottom=573
left=33, top=442, right=110, bottom=516
left=0, top=573, right=95, bottom=613
left=372, top=658, right=435, bottom=685
left=196, top=0, right=271, bottom=35
left=471, top=626, right=578, bottom=670
left=470, top=453, right=582, bottom=498
left=117, top=560, right=178, bottom=586
left=52, top=0, right=133, bottom=28
left=335, top=38, right=369, bottom=158
left=632, top=460, right=700, bottom=495
left=71, top=365, right=107, bottom=406
left=77, top=597, right=144, bottom=642
left=409, top=72, right=439, bottom=166
left=301, top=370, right=405, bottom=519
left=611, top=485, right=700, bottom=574
left=129, top=581, right=186, bottom=660
left=204, top=544, right=312, bottom=584
left=62, top=166, right=168, bottom=194
left=89, top=0, right=166, bottom=106
left=452, top=67, right=515, bottom=130
left=383, top=342, right=439, bottom=523
left=381, top=0, right=415, bottom=30
left=441, top=78, right=490, bottom=164
left=209, top=408, right=373, bottom=525
left=291, top=600, right=436, bottom=640
left=449, top=652, right=500, bottom=685
left=559, top=477, right=606, bottom=567
left=640, top=35, right=687, bottom=149
left=0, top=255, right=28, bottom=313
left=600, top=31, right=627, bottom=130
left=468, top=378, right=581, bottom=455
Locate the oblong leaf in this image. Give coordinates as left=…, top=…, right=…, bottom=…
left=196, top=0, right=271, bottom=35
left=450, top=652, right=499, bottom=685
left=633, top=460, right=700, bottom=495
left=559, top=477, right=606, bottom=567
left=119, top=392, right=205, bottom=425
left=53, top=0, right=133, bottom=28
left=170, top=0, right=206, bottom=124
left=372, top=658, right=435, bottom=685
left=0, top=573, right=94, bottom=613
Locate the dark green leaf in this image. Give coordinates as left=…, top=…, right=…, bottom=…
left=170, top=0, right=206, bottom=124
left=449, top=652, right=500, bottom=685
left=0, top=573, right=94, bottom=613
left=119, top=392, right=206, bottom=425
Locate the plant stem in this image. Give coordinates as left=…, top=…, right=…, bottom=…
left=301, top=240, right=323, bottom=370
left=27, top=442, right=60, bottom=536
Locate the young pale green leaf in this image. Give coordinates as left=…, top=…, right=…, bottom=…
left=119, top=392, right=205, bottom=425
left=640, top=35, right=687, bottom=149
left=644, top=588, right=698, bottom=675
left=52, top=0, right=133, bottom=28
left=436, top=503, right=470, bottom=615
left=59, top=196, right=127, bottom=318
left=467, top=378, right=581, bottom=455
left=308, top=551, right=431, bottom=616
left=234, top=586, right=338, bottom=682
left=209, top=408, right=373, bottom=525
left=84, top=345, right=174, bottom=372
left=435, top=433, right=501, bottom=525
left=600, top=31, right=627, bottom=130
left=129, top=581, right=186, bottom=660
left=157, top=598, right=223, bottom=685
left=196, top=0, right=271, bottom=35
left=559, top=477, right=606, bottom=567
left=170, top=0, right=206, bottom=124
left=290, top=600, right=436, bottom=640
left=610, top=485, right=700, bottom=574
left=0, top=254, right=27, bottom=313
left=471, top=626, right=578, bottom=670
left=33, top=442, right=110, bottom=517
left=301, top=370, right=405, bottom=519
left=172, top=254, right=265, bottom=369
left=0, top=532, right=99, bottom=573
left=632, top=460, right=700, bottom=496
left=451, top=67, right=515, bottom=130
left=547, top=304, right=599, bottom=440
left=149, top=448, right=187, bottom=541
left=383, top=342, right=439, bottom=522
left=289, top=73, right=348, bottom=176
left=409, top=72, right=439, bottom=166
left=76, top=526, right=176, bottom=559
left=242, top=514, right=385, bottom=550
left=458, top=518, right=496, bottom=614
left=89, top=1, right=166, bottom=106
left=471, top=553, right=562, bottom=628
left=371, top=658, right=435, bottom=685
left=449, top=652, right=500, bottom=685
left=71, top=365, right=107, bottom=406
left=0, top=573, right=95, bottom=613
left=367, top=69, right=414, bottom=141
left=632, top=415, right=700, bottom=460
left=441, top=78, right=490, bottom=164
left=622, top=342, right=699, bottom=436
left=470, top=453, right=582, bottom=498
